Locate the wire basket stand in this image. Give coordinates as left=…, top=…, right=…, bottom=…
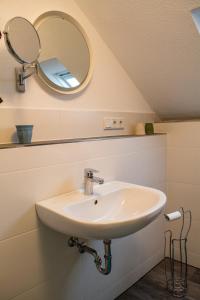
left=164, top=207, right=192, bottom=298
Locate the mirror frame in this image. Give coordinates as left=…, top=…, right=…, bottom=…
left=34, top=11, right=93, bottom=95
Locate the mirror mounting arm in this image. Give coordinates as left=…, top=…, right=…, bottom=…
left=22, top=63, right=37, bottom=79
left=16, top=63, right=37, bottom=93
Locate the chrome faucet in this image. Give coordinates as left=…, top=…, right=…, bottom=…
left=84, top=168, right=104, bottom=195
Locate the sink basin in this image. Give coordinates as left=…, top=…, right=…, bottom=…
left=36, top=181, right=166, bottom=240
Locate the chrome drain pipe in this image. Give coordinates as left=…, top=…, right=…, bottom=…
left=68, top=237, right=112, bottom=275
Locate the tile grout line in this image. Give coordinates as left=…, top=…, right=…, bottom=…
left=0, top=228, right=39, bottom=244
left=0, top=146, right=166, bottom=176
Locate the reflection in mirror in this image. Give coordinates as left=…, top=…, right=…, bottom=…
left=39, top=58, right=80, bottom=88
left=4, top=17, right=40, bottom=64
left=35, top=11, right=92, bottom=94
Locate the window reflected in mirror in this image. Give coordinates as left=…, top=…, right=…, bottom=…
left=39, top=58, right=80, bottom=88
left=35, top=12, right=92, bottom=94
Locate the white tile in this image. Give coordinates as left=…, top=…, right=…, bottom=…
left=10, top=248, right=163, bottom=300
left=0, top=108, right=157, bottom=144
left=116, top=147, right=166, bottom=186
left=0, top=108, right=60, bottom=144
left=136, top=216, right=165, bottom=260
left=167, top=147, right=200, bottom=184
left=0, top=136, right=165, bottom=174
left=0, top=160, right=86, bottom=240
left=188, top=252, right=200, bottom=269
left=10, top=281, right=55, bottom=300
left=171, top=243, right=200, bottom=269
left=156, top=121, right=200, bottom=269
left=60, top=111, right=157, bottom=139
left=0, top=227, right=79, bottom=300
left=166, top=182, right=200, bottom=221
left=187, top=220, right=200, bottom=256
left=156, top=122, right=200, bottom=148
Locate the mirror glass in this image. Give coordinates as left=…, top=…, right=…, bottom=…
left=35, top=11, right=92, bottom=94
left=4, top=17, right=41, bottom=64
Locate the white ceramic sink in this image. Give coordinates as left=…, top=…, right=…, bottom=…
left=36, top=181, right=166, bottom=240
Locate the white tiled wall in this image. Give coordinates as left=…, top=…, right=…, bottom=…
left=156, top=121, right=200, bottom=268
left=0, top=135, right=166, bottom=300
left=0, top=109, right=156, bottom=144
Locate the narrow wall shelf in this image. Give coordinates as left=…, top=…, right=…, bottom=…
left=0, top=134, right=166, bottom=150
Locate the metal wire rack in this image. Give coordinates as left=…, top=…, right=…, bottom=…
left=164, top=207, right=192, bottom=298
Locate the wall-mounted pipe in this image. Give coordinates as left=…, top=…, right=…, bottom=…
left=68, top=237, right=112, bottom=275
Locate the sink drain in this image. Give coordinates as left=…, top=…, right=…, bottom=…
left=94, top=200, right=98, bottom=205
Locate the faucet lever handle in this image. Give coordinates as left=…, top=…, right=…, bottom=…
left=84, top=168, right=98, bottom=178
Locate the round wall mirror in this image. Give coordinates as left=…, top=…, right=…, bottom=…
left=34, top=11, right=93, bottom=94
left=4, top=17, right=41, bottom=64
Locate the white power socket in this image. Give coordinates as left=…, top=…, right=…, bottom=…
left=104, top=118, right=124, bottom=130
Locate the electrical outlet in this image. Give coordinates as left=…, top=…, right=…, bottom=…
left=116, top=118, right=124, bottom=129
left=104, top=118, right=124, bottom=130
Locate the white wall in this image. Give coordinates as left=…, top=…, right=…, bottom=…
left=0, top=135, right=166, bottom=300
left=76, top=0, right=200, bottom=120
left=0, top=0, right=154, bottom=143
left=155, top=121, right=200, bottom=268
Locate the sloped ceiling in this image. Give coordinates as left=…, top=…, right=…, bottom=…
left=76, top=0, right=200, bottom=120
